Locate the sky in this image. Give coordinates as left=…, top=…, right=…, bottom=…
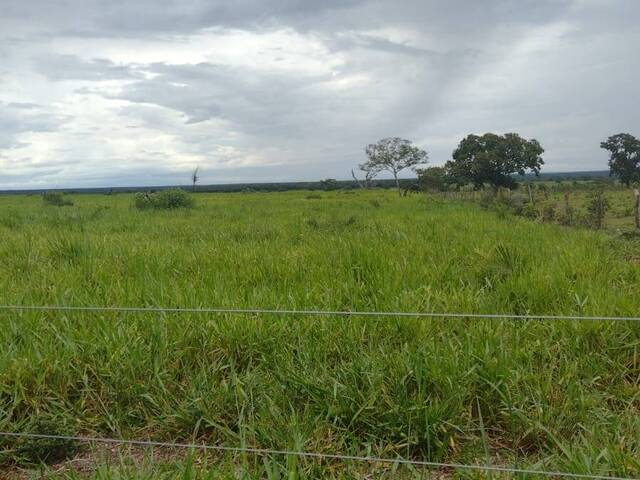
left=0, top=0, right=639, bottom=189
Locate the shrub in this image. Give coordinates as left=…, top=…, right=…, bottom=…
left=42, top=192, right=73, bottom=206
left=542, top=203, right=556, bottom=222
left=494, top=203, right=509, bottom=219
left=519, top=203, right=538, bottom=220
left=478, top=191, right=496, bottom=210
left=585, top=190, right=609, bottom=229
left=134, top=189, right=194, bottom=210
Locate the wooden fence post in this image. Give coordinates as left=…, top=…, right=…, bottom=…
left=527, top=183, right=534, bottom=205
left=564, top=191, right=572, bottom=225
left=635, top=189, right=640, bottom=230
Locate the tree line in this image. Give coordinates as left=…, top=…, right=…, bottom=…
left=354, top=132, right=640, bottom=195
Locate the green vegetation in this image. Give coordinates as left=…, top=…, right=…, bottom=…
left=462, top=181, right=639, bottom=233
left=133, top=188, right=194, bottom=210
left=446, top=133, right=544, bottom=190
left=600, top=133, right=640, bottom=187
left=362, top=137, right=428, bottom=195
left=42, top=192, right=74, bottom=207
left=0, top=190, right=639, bottom=478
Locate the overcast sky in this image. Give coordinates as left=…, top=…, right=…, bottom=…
left=1, top=0, right=638, bottom=189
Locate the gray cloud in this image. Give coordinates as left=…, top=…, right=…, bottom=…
left=35, top=55, right=140, bottom=81
left=0, top=0, right=639, bottom=188
left=0, top=102, right=63, bottom=148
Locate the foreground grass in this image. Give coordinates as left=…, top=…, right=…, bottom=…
left=0, top=190, right=639, bottom=478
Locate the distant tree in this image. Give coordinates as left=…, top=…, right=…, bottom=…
left=351, top=168, right=379, bottom=189
left=319, top=178, right=339, bottom=190
left=351, top=169, right=364, bottom=189
left=445, top=133, right=544, bottom=190
left=191, top=166, right=200, bottom=192
left=356, top=162, right=381, bottom=189
left=363, top=137, right=428, bottom=196
left=600, top=133, right=640, bottom=187
left=416, top=166, right=449, bottom=192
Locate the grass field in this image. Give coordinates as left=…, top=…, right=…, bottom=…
left=1, top=190, right=639, bottom=478
left=504, top=182, right=640, bottom=233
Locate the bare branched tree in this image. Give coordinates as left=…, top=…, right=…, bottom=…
left=357, top=162, right=381, bottom=189
left=351, top=169, right=364, bottom=189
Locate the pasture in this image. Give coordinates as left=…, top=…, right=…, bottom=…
left=0, top=190, right=639, bottom=478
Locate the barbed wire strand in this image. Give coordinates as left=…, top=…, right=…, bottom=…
left=0, top=304, right=639, bottom=322
left=2, top=305, right=639, bottom=478
left=0, top=432, right=636, bottom=480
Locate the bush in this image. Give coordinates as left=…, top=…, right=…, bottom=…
left=42, top=192, right=73, bottom=206
left=478, top=191, right=496, bottom=209
left=542, top=203, right=556, bottom=222
left=585, top=190, right=609, bottom=229
left=416, top=166, right=450, bottom=192
left=134, top=189, right=194, bottom=210
left=519, top=203, right=539, bottom=220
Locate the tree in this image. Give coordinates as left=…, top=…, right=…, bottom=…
left=356, top=162, right=381, bottom=189
left=191, top=166, right=200, bottom=193
left=416, top=166, right=449, bottom=192
left=319, top=178, right=339, bottom=190
left=352, top=167, right=379, bottom=189
left=600, top=133, right=640, bottom=187
left=445, top=133, right=544, bottom=190
left=363, top=137, right=428, bottom=196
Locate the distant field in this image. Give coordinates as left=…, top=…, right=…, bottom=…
left=1, top=190, right=639, bottom=478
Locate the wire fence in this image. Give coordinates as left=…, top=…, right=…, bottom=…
left=1, top=303, right=639, bottom=479
left=1, top=304, right=640, bottom=322
left=0, top=432, right=637, bottom=480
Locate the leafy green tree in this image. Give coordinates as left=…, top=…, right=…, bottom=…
left=363, top=137, right=428, bottom=196
left=319, top=178, right=339, bottom=190
left=445, top=133, right=544, bottom=190
left=416, top=166, right=449, bottom=192
left=600, top=133, right=640, bottom=187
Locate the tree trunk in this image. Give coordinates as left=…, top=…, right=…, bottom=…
left=394, top=173, right=401, bottom=197
left=635, top=189, right=640, bottom=230
left=351, top=169, right=364, bottom=189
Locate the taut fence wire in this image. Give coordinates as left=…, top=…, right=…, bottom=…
left=0, top=304, right=639, bottom=322
left=0, top=432, right=637, bottom=480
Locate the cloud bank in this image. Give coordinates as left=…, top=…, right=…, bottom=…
left=1, top=0, right=638, bottom=188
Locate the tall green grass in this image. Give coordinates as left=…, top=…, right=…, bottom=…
left=0, top=190, right=639, bottom=478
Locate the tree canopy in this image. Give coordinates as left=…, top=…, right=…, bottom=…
left=445, top=133, right=544, bottom=189
left=416, top=166, right=449, bottom=192
left=362, top=137, right=428, bottom=195
left=600, top=133, right=640, bottom=187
